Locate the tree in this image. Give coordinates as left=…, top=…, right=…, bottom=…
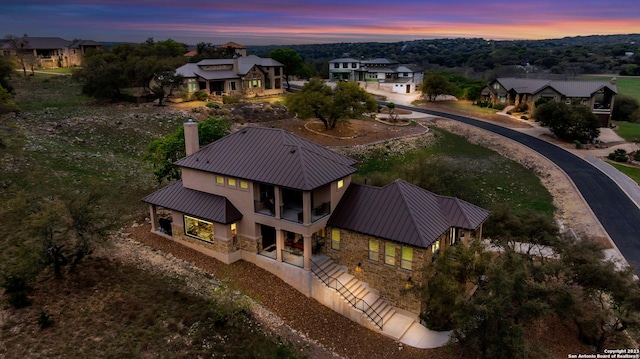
left=4, top=34, right=29, bottom=76
left=554, top=237, right=640, bottom=352
left=535, top=101, right=600, bottom=142
left=612, top=94, right=640, bottom=122
left=420, top=72, right=456, bottom=101
left=0, top=85, right=20, bottom=114
left=144, top=117, right=231, bottom=183
left=285, top=78, right=377, bottom=129
left=0, top=55, right=15, bottom=93
left=269, top=48, right=304, bottom=90
left=30, top=192, right=112, bottom=279
left=152, top=71, right=183, bottom=106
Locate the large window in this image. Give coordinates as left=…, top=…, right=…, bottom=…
left=184, top=215, right=214, bottom=242
left=401, top=246, right=413, bottom=270
left=385, top=242, right=396, bottom=265
left=331, top=229, right=340, bottom=250
left=369, top=239, right=379, bottom=261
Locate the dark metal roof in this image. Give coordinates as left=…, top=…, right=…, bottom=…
left=328, top=180, right=490, bottom=249
left=495, top=77, right=617, bottom=97
left=142, top=181, right=242, bottom=224
left=175, top=127, right=357, bottom=191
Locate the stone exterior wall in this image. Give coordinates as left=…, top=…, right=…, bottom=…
left=171, top=223, right=236, bottom=254
left=326, top=228, right=448, bottom=314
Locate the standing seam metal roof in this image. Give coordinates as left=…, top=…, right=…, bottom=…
left=495, top=78, right=617, bottom=97
left=175, top=127, right=357, bottom=191
left=142, top=181, right=242, bottom=224
left=328, top=180, right=490, bottom=249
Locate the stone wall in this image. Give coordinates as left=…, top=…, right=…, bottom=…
left=326, top=228, right=447, bottom=314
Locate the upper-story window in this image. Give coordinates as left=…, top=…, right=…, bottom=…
left=215, top=175, right=225, bottom=185
left=227, top=178, right=236, bottom=188
left=385, top=242, right=396, bottom=265
left=351, top=63, right=357, bottom=68
left=337, top=179, right=344, bottom=189
left=239, top=180, right=249, bottom=191
left=275, top=67, right=281, bottom=76
left=369, top=239, right=379, bottom=261
left=493, top=83, right=500, bottom=90
left=401, top=246, right=413, bottom=270
left=342, top=63, right=348, bottom=68
left=431, top=240, right=440, bottom=254
left=334, top=63, right=339, bottom=69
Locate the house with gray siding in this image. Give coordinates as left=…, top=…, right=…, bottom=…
left=142, top=122, right=489, bottom=343
left=329, top=57, right=423, bottom=94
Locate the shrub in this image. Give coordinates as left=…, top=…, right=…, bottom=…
left=493, top=103, right=505, bottom=110
left=516, top=103, right=529, bottom=112
left=38, top=310, right=54, bottom=329
left=222, top=93, right=243, bottom=104
left=1, top=274, right=32, bottom=308
left=205, top=102, right=220, bottom=109
left=535, top=97, right=550, bottom=107
left=192, top=91, right=208, bottom=101
left=634, top=151, right=640, bottom=162
left=608, top=148, right=628, bottom=162
left=520, top=115, right=529, bottom=120
left=574, top=140, right=583, bottom=149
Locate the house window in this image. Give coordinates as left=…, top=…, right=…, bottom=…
left=227, top=178, right=236, bottom=188
left=230, top=81, right=237, bottom=91
left=369, top=239, right=379, bottom=261
left=385, top=242, right=396, bottom=266
left=216, top=176, right=225, bottom=185
left=493, top=83, right=500, bottom=90
left=401, top=246, right=413, bottom=270
left=431, top=240, right=440, bottom=254
left=337, top=179, right=344, bottom=189
left=334, top=63, right=339, bottom=69
left=251, top=80, right=262, bottom=88
left=239, top=180, right=249, bottom=191
left=275, top=67, right=281, bottom=76
left=275, top=78, right=281, bottom=89
left=351, top=63, right=357, bottom=68
left=184, top=215, right=214, bottom=242
left=342, top=63, right=347, bottom=68
left=331, top=229, right=340, bottom=250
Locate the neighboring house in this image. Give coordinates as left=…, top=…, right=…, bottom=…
left=142, top=123, right=490, bottom=334
left=329, top=57, right=423, bottom=94
left=175, top=55, right=284, bottom=97
left=482, top=77, right=618, bottom=127
left=0, top=34, right=102, bottom=68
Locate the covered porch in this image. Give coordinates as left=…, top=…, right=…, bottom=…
left=258, top=225, right=326, bottom=269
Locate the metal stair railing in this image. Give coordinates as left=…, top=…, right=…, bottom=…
left=310, top=258, right=383, bottom=330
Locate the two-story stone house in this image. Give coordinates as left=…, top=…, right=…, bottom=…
left=175, top=55, right=284, bottom=98
left=142, top=123, right=489, bottom=343
left=0, top=34, right=102, bottom=68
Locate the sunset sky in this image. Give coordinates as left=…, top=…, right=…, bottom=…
left=2, top=0, right=639, bottom=45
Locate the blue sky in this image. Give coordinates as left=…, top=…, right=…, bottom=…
left=1, top=0, right=639, bottom=45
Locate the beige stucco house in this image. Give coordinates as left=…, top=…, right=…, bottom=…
left=0, top=34, right=102, bottom=68
left=175, top=55, right=284, bottom=98
left=142, top=122, right=489, bottom=339
left=482, top=77, right=617, bottom=127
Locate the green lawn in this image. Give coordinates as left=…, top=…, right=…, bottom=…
left=352, top=127, right=555, bottom=216
left=606, top=160, right=640, bottom=185
left=579, top=75, right=640, bottom=102
left=612, top=121, right=640, bottom=142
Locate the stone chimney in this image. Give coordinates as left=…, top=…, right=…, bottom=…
left=184, top=119, right=199, bottom=156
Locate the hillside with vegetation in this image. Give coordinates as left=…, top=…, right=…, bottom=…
left=249, top=34, right=640, bottom=79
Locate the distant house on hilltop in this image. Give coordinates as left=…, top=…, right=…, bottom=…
left=0, top=34, right=102, bottom=68
left=175, top=55, right=284, bottom=98
left=482, top=77, right=617, bottom=127
left=329, top=57, right=423, bottom=94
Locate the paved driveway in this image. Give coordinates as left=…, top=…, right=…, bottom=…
left=397, top=105, right=640, bottom=273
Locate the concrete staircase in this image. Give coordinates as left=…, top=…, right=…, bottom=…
left=311, top=256, right=397, bottom=331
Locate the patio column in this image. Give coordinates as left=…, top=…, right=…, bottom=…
left=303, top=234, right=312, bottom=270
left=302, top=191, right=311, bottom=224
left=274, top=187, right=281, bottom=219
left=276, top=228, right=283, bottom=262
left=149, top=204, right=158, bottom=232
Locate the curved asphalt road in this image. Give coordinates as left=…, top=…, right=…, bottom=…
left=394, top=104, right=640, bottom=272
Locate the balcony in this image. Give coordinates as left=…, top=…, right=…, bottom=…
left=311, top=201, right=330, bottom=222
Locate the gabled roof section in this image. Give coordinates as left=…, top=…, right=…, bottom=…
left=495, top=78, right=617, bottom=97
left=328, top=180, right=490, bottom=249
left=175, top=62, right=236, bottom=80
left=142, top=181, right=242, bottom=224
left=175, top=127, right=357, bottom=191
left=68, top=39, right=101, bottom=48
left=220, top=41, right=246, bottom=49
left=330, top=58, right=359, bottom=63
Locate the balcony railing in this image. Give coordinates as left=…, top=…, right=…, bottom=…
left=254, top=200, right=275, bottom=217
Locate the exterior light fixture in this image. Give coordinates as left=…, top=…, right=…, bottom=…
left=355, top=262, right=362, bottom=274
left=405, top=277, right=413, bottom=290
